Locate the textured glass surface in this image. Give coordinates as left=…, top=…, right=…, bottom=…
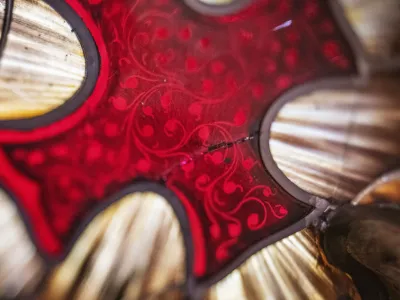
left=0, top=190, right=359, bottom=300
left=0, top=0, right=361, bottom=279
left=0, top=0, right=85, bottom=119
left=0, top=0, right=398, bottom=299
left=270, top=77, right=400, bottom=201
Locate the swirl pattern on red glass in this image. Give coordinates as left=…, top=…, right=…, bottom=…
left=0, top=0, right=356, bottom=280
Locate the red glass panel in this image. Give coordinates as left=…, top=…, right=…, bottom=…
left=0, top=0, right=356, bottom=282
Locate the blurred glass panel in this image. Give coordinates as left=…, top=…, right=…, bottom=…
left=269, top=77, right=400, bottom=202
left=0, top=0, right=85, bottom=120
left=339, top=0, right=400, bottom=58
left=41, top=192, right=186, bottom=300
left=207, top=230, right=360, bottom=300
left=0, top=191, right=186, bottom=300
left=353, top=169, right=400, bottom=205
left=0, top=189, right=45, bottom=299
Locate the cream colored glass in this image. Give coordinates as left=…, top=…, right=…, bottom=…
left=0, top=0, right=85, bottom=120
left=270, top=77, right=400, bottom=201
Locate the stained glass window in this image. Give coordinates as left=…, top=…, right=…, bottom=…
left=0, top=0, right=399, bottom=299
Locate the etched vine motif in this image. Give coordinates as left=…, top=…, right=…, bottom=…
left=99, top=0, right=353, bottom=160
left=167, top=140, right=304, bottom=275
left=0, top=0, right=356, bottom=279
